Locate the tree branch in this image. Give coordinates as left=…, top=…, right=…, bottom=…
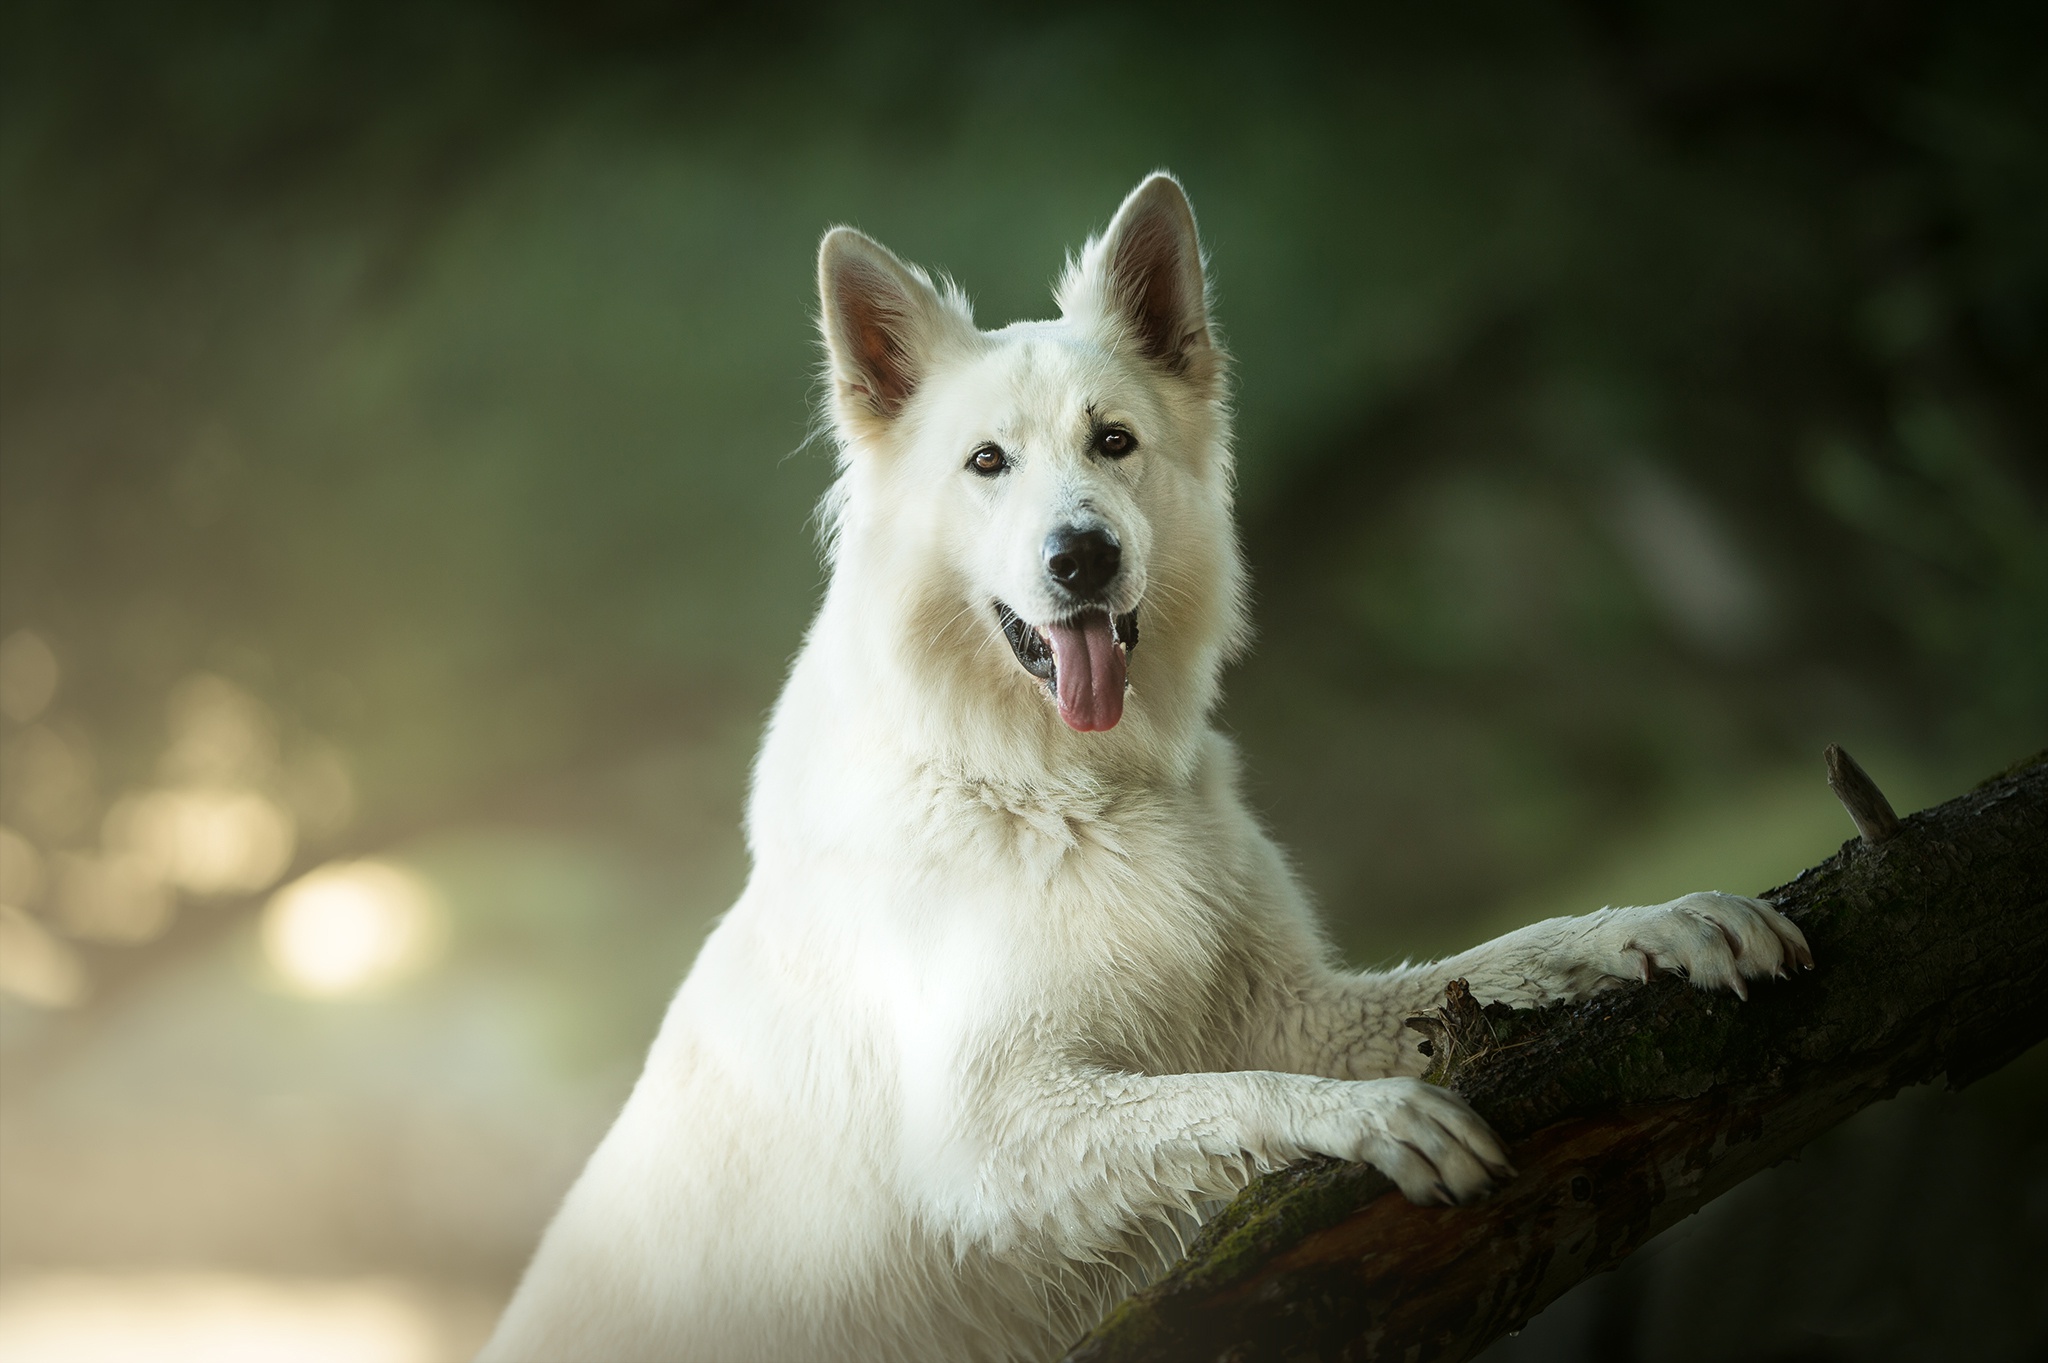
left=1065, top=751, right=2048, bottom=1363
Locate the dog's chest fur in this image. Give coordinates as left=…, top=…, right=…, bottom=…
left=795, top=748, right=1272, bottom=1086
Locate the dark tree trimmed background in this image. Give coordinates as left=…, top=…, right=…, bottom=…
left=1, top=2, right=2043, bottom=1359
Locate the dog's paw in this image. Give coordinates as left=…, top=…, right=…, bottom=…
left=1312, top=1077, right=1515, bottom=1207
left=1604, top=892, right=1813, bottom=1000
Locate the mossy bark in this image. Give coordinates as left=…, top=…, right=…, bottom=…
left=1063, top=754, right=2048, bottom=1363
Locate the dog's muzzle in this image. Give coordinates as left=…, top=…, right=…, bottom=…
left=994, top=602, right=1139, bottom=733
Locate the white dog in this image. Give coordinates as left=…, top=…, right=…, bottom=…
left=478, top=173, right=1810, bottom=1363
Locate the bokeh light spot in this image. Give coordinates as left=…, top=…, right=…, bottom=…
left=3, top=726, right=94, bottom=841
left=0, top=903, right=86, bottom=1008
left=104, top=787, right=296, bottom=897
left=0, top=630, right=60, bottom=723
left=56, top=851, right=175, bottom=944
left=0, top=1272, right=467, bottom=1363
left=262, top=860, right=444, bottom=997
left=0, top=824, right=44, bottom=906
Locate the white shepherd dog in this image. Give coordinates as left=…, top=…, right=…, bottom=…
left=479, top=173, right=1811, bottom=1363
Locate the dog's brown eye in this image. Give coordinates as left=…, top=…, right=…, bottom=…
left=1095, top=427, right=1136, bottom=458
left=969, top=443, right=1008, bottom=476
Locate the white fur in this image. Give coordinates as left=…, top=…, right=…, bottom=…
left=478, top=174, right=1811, bottom=1363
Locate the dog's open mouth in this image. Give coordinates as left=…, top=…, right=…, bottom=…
left=995, top=603, right=1139, bottom=733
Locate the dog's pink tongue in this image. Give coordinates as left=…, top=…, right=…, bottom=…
left=1047, top=615, right=1125, bottom=732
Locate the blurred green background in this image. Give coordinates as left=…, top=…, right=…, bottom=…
left=1, top=1, right=2043, bottom=1359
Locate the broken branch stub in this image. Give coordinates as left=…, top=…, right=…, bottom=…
left=1402, top=978, right=1523, bottom=1082
left=1824, top=743, right=1901, bottom=844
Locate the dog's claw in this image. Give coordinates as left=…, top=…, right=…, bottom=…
left=1606, top=893, right=1815, bottom=1001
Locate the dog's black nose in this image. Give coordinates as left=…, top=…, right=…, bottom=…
left=1043, top=526, right=1122, bottom=599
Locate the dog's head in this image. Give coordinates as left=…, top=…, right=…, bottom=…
left=814, top=174, right=1246, bottom=757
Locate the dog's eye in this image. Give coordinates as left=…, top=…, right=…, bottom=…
left=969, top=444, right=1009, bottom=476
left=1094, top=427, right=1137, bottom=458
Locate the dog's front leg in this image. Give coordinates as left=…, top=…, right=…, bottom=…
left=953, top=1065, right=1513, bottom=1228
left=1251, top=893, right=1813, bottom=1081
left=1402, top=891, right=1813, bottom=1010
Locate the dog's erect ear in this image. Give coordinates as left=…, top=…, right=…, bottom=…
left=1061, top=173, right=1215, bottom=385
left=818, top=227, right=971, bottom=434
